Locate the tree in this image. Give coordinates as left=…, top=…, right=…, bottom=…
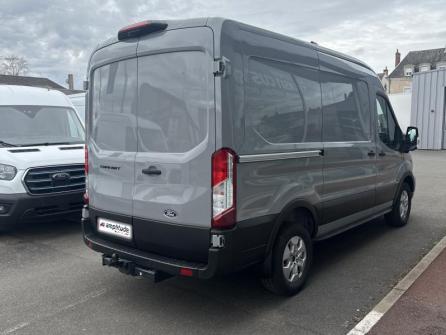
left=1, top=55, right=28, bottom=76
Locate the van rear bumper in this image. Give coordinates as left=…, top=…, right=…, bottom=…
left=83, top=218, right=234, bottom=279
left=82, top=209, right=275, bottom=279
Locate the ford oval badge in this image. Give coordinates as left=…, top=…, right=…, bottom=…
left=52, top=172, right=70, bottom=181
left=163, top=209, right=177, bottom=218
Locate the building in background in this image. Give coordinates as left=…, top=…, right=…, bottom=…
left=410, top=68, right=446, bottom=150
left=0, top=74, right=84, bottom=95
left=386, top=48, right=446, bottom=94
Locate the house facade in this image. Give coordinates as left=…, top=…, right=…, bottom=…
left=386, top=48, right=446, bottom=94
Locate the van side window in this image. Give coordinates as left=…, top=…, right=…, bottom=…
left=376, top=96, right=401, bottom=150
left=246, top=57, right=322, bottom=144
left=321, top=74, right=371, bottom=142
left=67, top=110, right=83, bottom=138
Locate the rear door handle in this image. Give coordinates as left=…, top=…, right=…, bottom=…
left=379, top=152, right=386, bottom=157
left=367, top=151, right=376, bottom=157
left=142, top=166, right=162, bottom=175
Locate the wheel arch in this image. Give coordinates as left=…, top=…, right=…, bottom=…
left=262, top=199, right=320, bottom=275
left=402, top=174, right=415, bottom=193
left=394, top=172, right=415, bottom=203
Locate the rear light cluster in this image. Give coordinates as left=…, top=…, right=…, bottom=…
left=83, top=146, right=89, bottom=204
left=212, top=148, right=237, bottom=229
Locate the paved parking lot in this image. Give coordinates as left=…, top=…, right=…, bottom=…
left=1, top=150, right=445, bottom=335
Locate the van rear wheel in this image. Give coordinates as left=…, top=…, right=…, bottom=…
left=261, top=223, right=312, bottom=296
left=385, top=182, right=412, bottom=227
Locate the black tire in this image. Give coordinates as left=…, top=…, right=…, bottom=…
left=261, top=222, right=313, bottom=296
left=385, top=182, right=412, bottom=227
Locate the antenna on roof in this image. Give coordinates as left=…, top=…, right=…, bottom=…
left=310, top=41, right=318, bottom=45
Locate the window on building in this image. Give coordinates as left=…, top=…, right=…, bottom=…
left=437, top=62, right=446, bottom=70
left=404, top=65, right=414, bottom=76
left=419, top=63, right=431, bottom=72
left=321, top=73, right=371, bottom=142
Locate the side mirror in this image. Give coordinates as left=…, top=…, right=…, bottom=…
left=404, top=126, right=419, bottom=152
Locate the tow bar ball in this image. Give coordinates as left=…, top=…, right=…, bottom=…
left=101, top=254, right=172, bottom=283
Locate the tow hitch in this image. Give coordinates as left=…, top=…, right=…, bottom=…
left=102, top=254, right=172, bottom=283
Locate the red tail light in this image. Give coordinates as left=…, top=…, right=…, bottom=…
left=179, top=268, right=194, bottom=277
left=211, top=148, right=237, bottom=229
left=84, top=146, right=89, bottom=204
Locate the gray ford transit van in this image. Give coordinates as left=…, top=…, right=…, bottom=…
left=82, top=18, right=419, bottom=295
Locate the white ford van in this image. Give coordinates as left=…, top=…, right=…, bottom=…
left=68, top=92, right=86, bottom=124
left=0, top=85, right=85, bottom=231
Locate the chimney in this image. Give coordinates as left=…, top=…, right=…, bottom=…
left=383, top=66, right=389, bottom=77
left=66, top=74, right=74, bottom=90
left=395, top=49, right=401, bottom=67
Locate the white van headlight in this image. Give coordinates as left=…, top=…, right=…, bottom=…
left=0, top=164, right=17, bottom=180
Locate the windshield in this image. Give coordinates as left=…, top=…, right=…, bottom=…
left=0, top=106, right=85, bottom=146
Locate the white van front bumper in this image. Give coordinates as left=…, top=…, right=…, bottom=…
left=0, top=191, right=84, bottom=229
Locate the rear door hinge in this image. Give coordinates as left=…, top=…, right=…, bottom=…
left=213, top=57, right=231, bottom=78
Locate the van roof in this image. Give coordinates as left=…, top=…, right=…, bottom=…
left=0, top=85, right=74, bottom=107
left=92, top=17, right=374, bottom=74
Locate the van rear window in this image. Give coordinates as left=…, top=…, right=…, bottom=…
left=91, top=58, right=138, bottom=152
left=137, top=51, right=209, bottom=153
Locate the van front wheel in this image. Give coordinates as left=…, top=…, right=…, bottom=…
left=385, top=182, right=412, bottom=227
left=262, top=223, right=312, bottom=296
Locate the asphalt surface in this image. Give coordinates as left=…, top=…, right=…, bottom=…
left=1, top=150, right=445, bottom=335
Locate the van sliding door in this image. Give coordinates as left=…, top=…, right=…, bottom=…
left=319, top=53, right=376, bottom=228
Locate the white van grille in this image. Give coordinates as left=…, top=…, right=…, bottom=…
left=23, top=164, right=85, bottom=195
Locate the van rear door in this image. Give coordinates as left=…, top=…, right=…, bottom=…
left=132, top=27, right=215, bottom=262
left=89, top=52, right=138, bottom=217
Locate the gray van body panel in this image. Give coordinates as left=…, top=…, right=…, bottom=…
left=133, top=27, right=215, bottom=228
left=372, top=76, right=411, bottom=206
left=85, top=17, right=414, bottom=267
left=217, top=21, right=324, bottom=224
left=88, top=42, right=138, bottom=217
left=317, top=51, right=377, bottom=224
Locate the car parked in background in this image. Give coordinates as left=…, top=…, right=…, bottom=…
left=0, top=85, right=85, bottom=231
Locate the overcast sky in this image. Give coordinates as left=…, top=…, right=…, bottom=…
left=1, top=0, right=445, bottom=89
